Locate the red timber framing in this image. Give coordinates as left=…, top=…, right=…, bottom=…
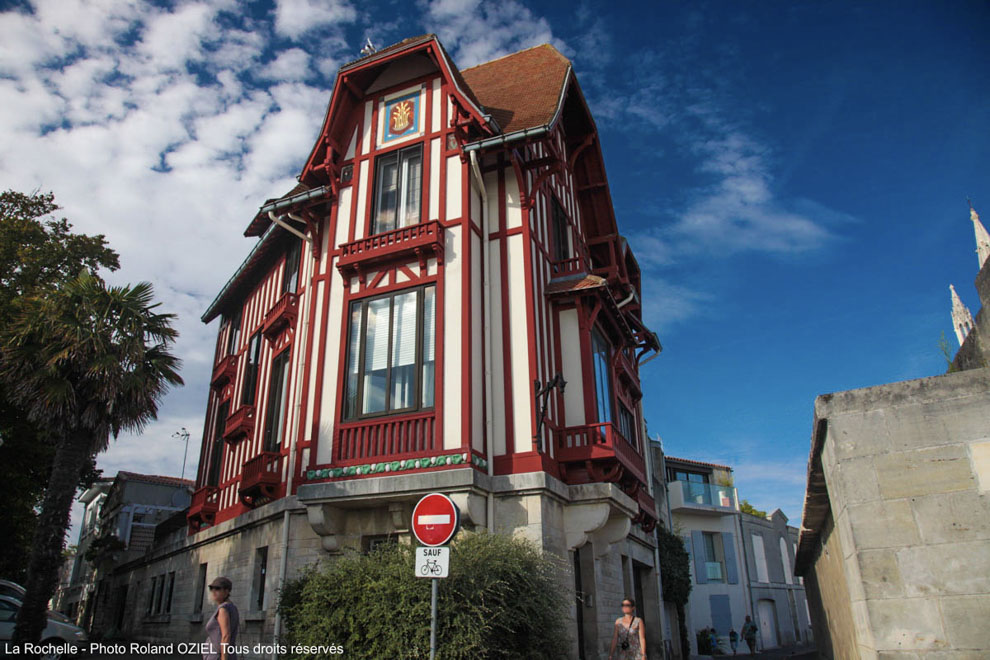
left=188, top=36, right=659, bottom=534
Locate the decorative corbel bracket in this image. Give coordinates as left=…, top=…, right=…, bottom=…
left=305, top=503, right=344, bottom=553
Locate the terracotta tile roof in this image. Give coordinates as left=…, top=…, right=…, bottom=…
left=461, top=44, right=571, bottom=134
left=545, top=274, right=606, bottom=295
left=116, top=471, right=194, bottom=489
left=665, top=456, right=734, bottom=472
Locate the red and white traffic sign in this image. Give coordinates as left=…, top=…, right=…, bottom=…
left=411, top=493, right=460, bottom=546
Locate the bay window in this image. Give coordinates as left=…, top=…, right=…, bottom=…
left=372, top=144, right=422, bottom=235
left=344, top=285, right=436, bottom=419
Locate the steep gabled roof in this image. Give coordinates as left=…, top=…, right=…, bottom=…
left=460, top=44, right=571, bottom=134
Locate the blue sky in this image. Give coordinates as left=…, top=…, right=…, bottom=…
left=0, top=0, right=987, bottom=536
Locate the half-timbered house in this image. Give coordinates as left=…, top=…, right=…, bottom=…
left=104, top=35, right=665, bottom=659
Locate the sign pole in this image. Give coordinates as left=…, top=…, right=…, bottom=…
left=412, top=493, right=459, bottom=660
left=429, top=577, right=438, bottom=660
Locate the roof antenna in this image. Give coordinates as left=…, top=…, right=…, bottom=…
left=361, top=37, right=377, bottom=56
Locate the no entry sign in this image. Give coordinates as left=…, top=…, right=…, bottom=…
left=411, top=493, right=460, bottom=546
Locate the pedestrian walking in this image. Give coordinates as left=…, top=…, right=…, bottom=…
left=729, top=627, right=739, bottom=654
left=741, top=615, right=758, bottom=655
left=608, top=597, right=647, bottom=660
left=204, top=576, right=239, bottom=660
left=709, top=627, right=719, bottom=654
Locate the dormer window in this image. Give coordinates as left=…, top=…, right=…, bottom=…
left=371, top=144, right=422, bottom=235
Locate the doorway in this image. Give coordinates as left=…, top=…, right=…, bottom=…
left=757, top=599, right=778, bottom=649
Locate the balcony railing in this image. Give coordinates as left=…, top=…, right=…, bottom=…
left=550, top=255, right=590, bottom=278
left=239, top=452, right=281, bottom=507
left=262, top=292, right=298, bottom=340
left=222, top=404, right=255, bottom=444
left=334, top=412, right=437, bottom=465
left=556, top=422, right=647, bottom=486
left=187, top=486, right=220, bottom=532
left=210, top=354, right=238, bottom=390
left=337, top=221, right=444, bottom=271
left=671, top=481, right=738, bottom=510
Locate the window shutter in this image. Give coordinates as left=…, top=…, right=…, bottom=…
left=691, top=531, right=708, bottom=584
left=722, top=532, right=739, bottom=584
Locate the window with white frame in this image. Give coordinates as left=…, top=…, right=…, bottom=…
left=344, top=285, right=436, bottom=418
left=371, top=144, right=422, bottom=235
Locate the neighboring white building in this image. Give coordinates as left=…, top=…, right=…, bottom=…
left=664, top=456, right=751, bottom=654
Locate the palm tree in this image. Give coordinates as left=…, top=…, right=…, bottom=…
left=0, top=270, right=182, bottom=643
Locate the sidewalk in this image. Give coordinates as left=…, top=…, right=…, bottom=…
left=690, top=643, right=817, bottom=660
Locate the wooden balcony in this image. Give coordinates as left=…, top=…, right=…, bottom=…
left=187, top=486, right=220, bottom=532
left=262, top=292, right=298, bottom=341
left=336, top=221, right=444, bottom=273
left=210, top=354, right=238, bottom=390
left=556, top=422, right=647, bottom=486
left=239, top=452, right=282, bottom=507
left=334, top=412, right=437, bottom=465
left=222, top=404, right=255, bottom=444
left=550, top=255, right=589, bottom=278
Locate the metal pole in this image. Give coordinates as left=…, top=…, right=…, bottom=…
left=430, top=577, right=438, bottom=660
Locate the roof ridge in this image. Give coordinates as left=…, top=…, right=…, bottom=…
left=460, top=42, right=565, bottom=73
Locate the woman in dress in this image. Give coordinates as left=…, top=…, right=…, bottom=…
left=204, top=576, right=239, bottom=660
left=608, top=597, right=647, bottom=660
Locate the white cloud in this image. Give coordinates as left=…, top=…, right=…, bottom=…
left=421, top=0, right=563, bottom=67
left=273, top=0, right=356, bottom=39
left=0, top=0, right=360, bottom=543
left=260, top=47, right=312, bottom=82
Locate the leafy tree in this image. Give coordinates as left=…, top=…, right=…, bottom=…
left=657, top=525, right=691, bottom=660
left=739, top=500, right=768, bottom=518
left=0, top=270, right=182, bottom=643
left=279, top=532, right=569, bottom=659
left=0, top=190, right=119, bottom=582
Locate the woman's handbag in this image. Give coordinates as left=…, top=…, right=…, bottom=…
left=620, top=618, right=634, bottom=650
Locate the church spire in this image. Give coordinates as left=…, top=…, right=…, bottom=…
left=970, top=201, right=990, bottom=270
left=950, top=284, right=975, bottom=346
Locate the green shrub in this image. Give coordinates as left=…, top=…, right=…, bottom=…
left=278, top=531, right=569, bottom=659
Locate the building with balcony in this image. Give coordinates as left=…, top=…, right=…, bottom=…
left=662, top=456, right=750, bottom=653
left=92, top=35, right=664, bottom=659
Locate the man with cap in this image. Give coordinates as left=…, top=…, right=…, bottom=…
left=205, top=577, right=239, bottom=660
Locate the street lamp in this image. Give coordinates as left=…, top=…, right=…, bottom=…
left=172, top=427, right=190, bottom=480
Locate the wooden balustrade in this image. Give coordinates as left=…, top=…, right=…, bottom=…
left=334, top=412, right=437, bottom=464
left=337, top=220, right=443, bottom=270
left=262, top=292, right=298, bottom=340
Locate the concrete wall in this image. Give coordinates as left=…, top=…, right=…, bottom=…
left=805, top=366, right=990, bottom=658
left=803, top=513, right=860, bottom=659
